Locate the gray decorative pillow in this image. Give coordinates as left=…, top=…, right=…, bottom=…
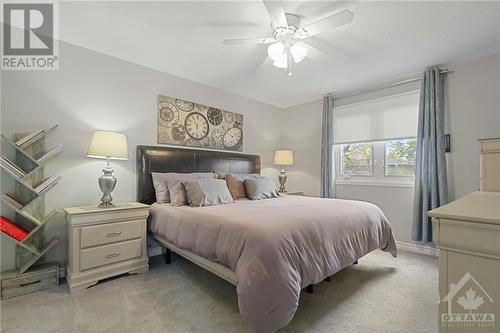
left=244, top=177, right=280, bottom=200
left=152, top=172, right=215, bottom=204
left=182, top=178, right=234, bottom=207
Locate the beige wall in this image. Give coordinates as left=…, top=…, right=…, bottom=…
left=445, top=53, right=500, bottom=200
left=279, top=100, right=323, bottom=197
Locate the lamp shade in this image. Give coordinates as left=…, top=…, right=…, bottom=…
left=274, top=150, right=294, bottom=165
left=86, top=130, right=129, bottom=160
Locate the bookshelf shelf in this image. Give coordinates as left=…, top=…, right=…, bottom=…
left=0, top=125, right=62, bottom=283
left=33, top=175, right=63, bottom=195
left=36, top=145, right=63, bottom=164
left=0, top=197, right=57, bottom=226
left=3, top=233, right=41, bottom=255
left=1, top=134, right=40, bottom=167
left=21, top=211, right=57, bottom=241
left=16, top=125, right=58, bottom=149
left=0, top=167, right=42, bottom=204
left=19, top=237, right=58, bottom=274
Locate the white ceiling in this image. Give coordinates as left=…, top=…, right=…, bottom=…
left=59, top=1, right=500, bottom=108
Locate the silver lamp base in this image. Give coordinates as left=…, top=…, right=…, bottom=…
left=278, top=167, right=287, bottom=193
left=98, top=161, right=117, bottom=208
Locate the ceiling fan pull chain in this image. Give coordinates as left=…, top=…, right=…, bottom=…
left=288, top=51, right=293, bottom=76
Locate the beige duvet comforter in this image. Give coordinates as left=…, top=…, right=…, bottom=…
left=149, top=195, right=397, bottom=332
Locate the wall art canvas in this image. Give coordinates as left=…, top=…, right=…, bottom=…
left=157, top=95, right=243, bottom=151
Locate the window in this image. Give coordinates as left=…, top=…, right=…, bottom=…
left=385, top=139, right=417, bottom=176
left=340, top=143, right=374, bottom=176
left=337, top=139, right=416, bottom=184
left=333, top=86, right=420, bottom=186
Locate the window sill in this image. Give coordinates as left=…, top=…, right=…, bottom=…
left=335, top=180, right=414, bottom=188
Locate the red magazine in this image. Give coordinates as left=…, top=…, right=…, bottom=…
left=0, top=216, right=28, bottom=241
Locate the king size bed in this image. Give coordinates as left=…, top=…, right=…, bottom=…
left=137, top=145, right=397, bottom=332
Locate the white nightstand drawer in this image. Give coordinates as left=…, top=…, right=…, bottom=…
left=80, top=239, right=142, bottom=271
left=81, top=220, right=142, bottom=248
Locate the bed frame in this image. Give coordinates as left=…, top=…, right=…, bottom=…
left=136, top=145, right=261, bottom=286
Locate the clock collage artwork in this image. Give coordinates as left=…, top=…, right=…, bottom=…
left=157, top=95, right=243, bottom=151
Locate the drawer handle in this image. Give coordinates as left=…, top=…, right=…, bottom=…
left=20, top=280, right=41, bottom=287
left=105, top=231, right=122, bottom=238
left=106, top=252, right=121, bottom=259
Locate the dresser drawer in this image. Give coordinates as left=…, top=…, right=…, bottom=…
left=80, top=220, right=143, bottom=248
left=80, top=239, right=141, bottom=271
left=1, top=264, right=59, bottom=299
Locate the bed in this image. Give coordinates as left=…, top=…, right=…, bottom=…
left=137, top=145, right=397, bottom=333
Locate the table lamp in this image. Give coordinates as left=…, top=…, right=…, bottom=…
left=274, top=150, right=294, bottom=192
left=86, top=130, right=128, bottom=208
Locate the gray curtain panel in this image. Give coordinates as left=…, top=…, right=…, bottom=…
left=320, top=95, right=335, bottom=198
left=412, top=67, right=448, bottom=242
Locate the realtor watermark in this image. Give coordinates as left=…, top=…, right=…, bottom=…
left=441, top=272, right=495, bottom=329
left=1, top=1, right=59, bottom=70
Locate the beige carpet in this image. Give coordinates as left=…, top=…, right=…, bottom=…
left=0, top=249, right=437, bottom=333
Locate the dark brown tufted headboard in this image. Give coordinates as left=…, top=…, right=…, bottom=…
left=136, top=145, right=261, bottom=204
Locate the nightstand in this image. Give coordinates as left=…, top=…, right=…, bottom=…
left=64, top=202, right=149, bottom=293
left=283, top=190, right=304, bottom=196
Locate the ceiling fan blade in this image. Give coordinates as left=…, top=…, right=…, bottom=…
left=305, top=36, right=363, bottom=61
left=222, top=37, right=275, bottom=46
left=262, top=0, right=288, bottom=28
left=303, top=9, right=354, bottom=36
left=302, top=39, right=333, bottom=63
left=303, top=37, right=335, bottom=57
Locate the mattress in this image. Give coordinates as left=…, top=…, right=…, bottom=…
left=149, top=195, right=397, bottom=332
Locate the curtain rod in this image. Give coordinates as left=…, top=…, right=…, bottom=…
left=328, top=69, right=451, bottom=101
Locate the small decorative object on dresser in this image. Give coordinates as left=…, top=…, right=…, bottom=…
left=86, top=130, right=129, bottom=208
left=274, top=150, right=294, bottom=192
left=64, top=202, right=149, bottom=293
left=479, top=138, right=500, bottom=192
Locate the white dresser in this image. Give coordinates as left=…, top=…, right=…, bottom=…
left=428, top=191, right=500, bottom=333
left=479, top=138, right=500, bottom=192
left=64, top=202, right=150, bottom=293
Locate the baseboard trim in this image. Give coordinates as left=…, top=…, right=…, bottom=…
left=396, top=241, right=439, bottom=257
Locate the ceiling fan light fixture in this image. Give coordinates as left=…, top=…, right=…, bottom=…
left=267, top=42, right=285, bottom=61
left=272, top=53, right=288, bottom=69
left=290, top=42, right=308, bottom=63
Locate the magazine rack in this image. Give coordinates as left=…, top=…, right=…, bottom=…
left=0, top=125, right=62, bottom=277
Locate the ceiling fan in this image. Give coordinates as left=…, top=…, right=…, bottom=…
left=222, top=1, right=354, bottom=76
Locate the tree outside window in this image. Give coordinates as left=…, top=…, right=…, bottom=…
left=341, top=143, right=374, bottom=176
left=385, top=139, right=417, bottom=176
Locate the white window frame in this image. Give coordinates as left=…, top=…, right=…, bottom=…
left=335, top=139, right=416, bottom=188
